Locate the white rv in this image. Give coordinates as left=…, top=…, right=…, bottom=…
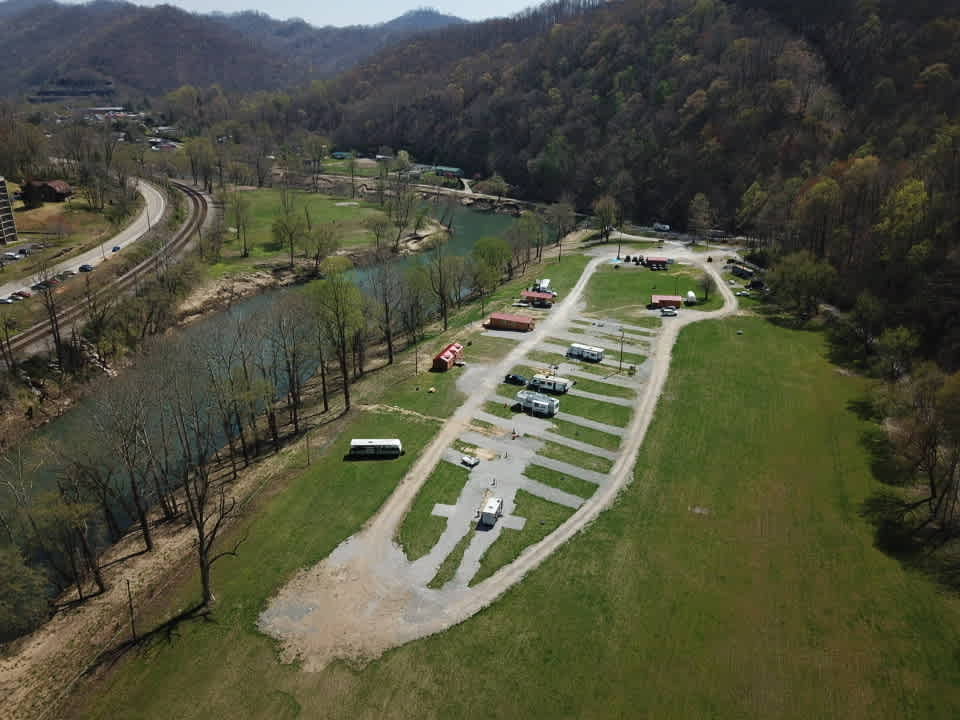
left=516, top=390, right=560, bottom=417
left=481, top=497, right=503, bottom=526
left=349, top=438, right=403, bottom=458
left=528, top=373, right=574, bottom=394
left=686, top=290, right=697, bottom=304
left=567, top=343, right=605, bottom=362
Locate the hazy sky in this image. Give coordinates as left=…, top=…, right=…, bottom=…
left=118, top=1, right=537, bottom=26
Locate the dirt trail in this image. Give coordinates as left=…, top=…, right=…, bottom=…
left=260, top=248, right=738, bottom=670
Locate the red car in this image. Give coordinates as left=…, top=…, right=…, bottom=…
left=13, top=290, right=31, bottom=298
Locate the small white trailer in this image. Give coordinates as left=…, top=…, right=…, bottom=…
left=481, top=497, right=503, bottom=526
left=349, top=438, right=404, bottom=458
left=516, top=390, right=560, bottom=417
left=567, top=343, right=605, bottom=362
left=686, top=290, right=697, bottom=304
left=528, top=373, right=574, bottom=394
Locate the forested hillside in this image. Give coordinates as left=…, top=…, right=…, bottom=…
left=0, top=1, right=465, bottom=96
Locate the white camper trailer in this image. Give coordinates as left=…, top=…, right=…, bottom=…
left=686, top=290, right=697, bottom=305
left=349, top=438, right=404, bottom=458
left=516, top=390, right=560, bottom=417
left=528, top=373, right=574, bottom=394
left=567, top=343, right=605, bottom=362
left=481, top=497, right=503, bottom=526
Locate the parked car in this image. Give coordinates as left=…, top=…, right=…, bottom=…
left=8, top=294, right=22, bottom=302
left=79, top=264, right=94, bottom=272
left=112, top=245, right=121, bottom=252
left=13, top=290, right=31, bottom=298
left=660, top=307, right=678, bottom=317
left=504, top=373, right=528, bottom=386
left=461, top=455, right=480, bottom=468
left=0, top=298, right=12, bottom=304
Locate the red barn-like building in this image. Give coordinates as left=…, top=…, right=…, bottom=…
left=652, top=294, right=684, bottom=308
left=521, top=290, right=554, bottom=307
left=432, top=342, right=464, bottom=371
left=485, top=312, right=536, bottom=332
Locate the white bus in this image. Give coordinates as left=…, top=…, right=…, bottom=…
left=567, top=343, right=605, bottom=362
left=528, top=373, right=574, bottom=394
left=349, top=438, right=404, bottom=458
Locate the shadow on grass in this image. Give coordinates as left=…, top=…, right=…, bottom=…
left=85, top=602, right=209, bottom=675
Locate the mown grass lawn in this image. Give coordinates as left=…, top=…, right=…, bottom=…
left=548, top=417, right=621, bottom=451
left=536, top=440, right=613, bottom=473
left=527, top=349, right=607, bottom=375
left=524, top=462, right=600, bottom=498
left=468, top=490, right=574, bottom=586
left=428, top=529, right=471, bottom=589
left=209, top=188, right=387, bottom=276
left=586, top=263, right=723, bottom=321
left=559, top=393, right=632, bottom=428
left=76, top=301, right=960, bottom=720
left=396, top=462, right=470, bottom=561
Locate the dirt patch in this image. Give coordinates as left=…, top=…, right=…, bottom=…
left=177, top=271, right=286, bottom=321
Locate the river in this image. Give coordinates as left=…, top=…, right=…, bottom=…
left=3, top=204, right=518, bottom=512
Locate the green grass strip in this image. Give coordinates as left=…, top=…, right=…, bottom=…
left=470, top=490, right=575, bottom=586
left=428, top=530, right=472, bottom=589
left=550, top=417, right=621, bottom=451
left=537, top=440, right=613, bottom=473
left=397, top=463, right=470, bottom=561
left=524, top=463, right=599, bottom=498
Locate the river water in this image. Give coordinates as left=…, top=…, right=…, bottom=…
left=4, top=204, right=518, bottom=508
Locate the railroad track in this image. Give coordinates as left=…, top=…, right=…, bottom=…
left=8, top=181, right=208, bottom=356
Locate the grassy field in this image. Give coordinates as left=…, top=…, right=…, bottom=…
left=483, top=400, right=515, bottom=419
left=209, top=189, right=388, bottom=276
left=451, top=253, right=590, bottom=329
left=396, top=462, right=470, bottom=561
left=558, top=393, right=632, bottom=428
left=548, top=417, right=621, bottom=451
left=523, top=462, right=599, bottom=498
left=75, top=291, right=960, bottom=718
left=468, top=490, right=575, bottom=586
left=586, top=263, right=722, bottom=322
left=536, top=439, right=613, bottom=473
left=527, top=349, right=607, bottom=375
left=508, top=364, right=635, bottom=400
left=428, top=529, right=471, bottom=589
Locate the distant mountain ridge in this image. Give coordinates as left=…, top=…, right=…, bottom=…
left=0, top=1, right=467, bottom=97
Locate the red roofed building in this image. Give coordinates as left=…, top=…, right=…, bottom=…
left=23, top=180, right=73, bottom=205
left=432, top=342, right=464, bottom=371
left=521, top=290, right=554, bottom=307
left=485, top=312, right=536, bottom=332
left=652, top=294, right=684, bottom=308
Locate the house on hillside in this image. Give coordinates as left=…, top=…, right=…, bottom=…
left=433, top=166, right=464, bottom=178
left=22, top=180, right=73, bottom=205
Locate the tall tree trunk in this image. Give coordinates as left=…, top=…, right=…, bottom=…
left=129, top=476, right=153, bottom=552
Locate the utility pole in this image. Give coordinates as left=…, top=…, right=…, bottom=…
left=126, top=579, right=137, bottom=643
left=619, top=328, right=625, bottom=373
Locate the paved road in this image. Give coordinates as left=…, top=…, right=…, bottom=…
left=0, top=180, right=165, bottom=300
left=260, top=246, right=738, bottom=671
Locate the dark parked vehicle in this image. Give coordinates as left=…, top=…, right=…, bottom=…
left=79, top=264, right=94, bottom=272
left=504, top=373, right=528, bottom=386
left=112, top=245, right=121, bottom=252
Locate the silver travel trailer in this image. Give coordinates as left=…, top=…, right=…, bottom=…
left=527, top=374, right=574, bottom=394
left=567, top=343, right=605, bottom=362
left=516, top=390, right=560, bottom=417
